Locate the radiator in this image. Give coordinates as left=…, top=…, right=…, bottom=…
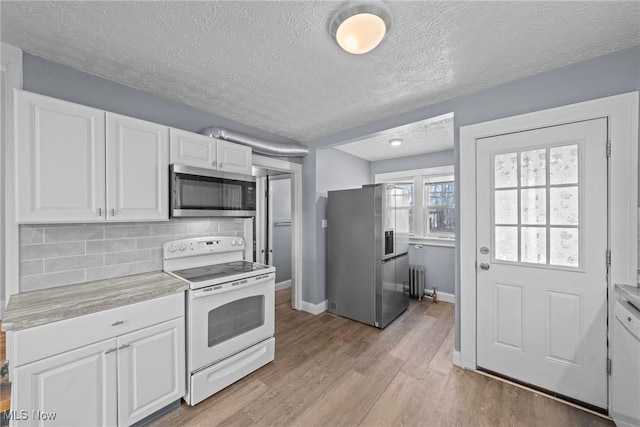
left=409, top=264, right=425, bottom=301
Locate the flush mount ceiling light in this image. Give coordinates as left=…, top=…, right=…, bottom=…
left=329, top=1, right=392, bottom=55
left=389, top=138, right=402, bottom=146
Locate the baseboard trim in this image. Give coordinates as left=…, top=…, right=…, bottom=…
left=425, top=290, right=455, bottom=304
left=300, top=299, right=328, bottom=315
left=452, top=350, right=461, bottom=367
left=275, top=279, right=292, bottom=291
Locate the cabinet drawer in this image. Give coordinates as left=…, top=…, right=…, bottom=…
left=12, top=293, right=184, bottom=367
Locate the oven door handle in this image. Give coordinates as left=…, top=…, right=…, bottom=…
left=192, top=274, right=274, bottom=298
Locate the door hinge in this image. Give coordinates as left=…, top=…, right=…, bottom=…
left=606, top=140, right=612, bottom=158
left=606, top=249, right=611, bottom=269
left=607, top=358, right=612, bottom=375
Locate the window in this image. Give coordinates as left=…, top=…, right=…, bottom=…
left=425, top=180, right=455, bottom=235
left=375, top=166, right=455, bottom=241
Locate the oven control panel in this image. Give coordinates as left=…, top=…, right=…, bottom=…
left=163, top=236, right=244, bottom=258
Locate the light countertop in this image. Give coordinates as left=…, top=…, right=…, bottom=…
left=1, top=272, right=187, bottom=332
left=616, top=283, right=640, bottom=307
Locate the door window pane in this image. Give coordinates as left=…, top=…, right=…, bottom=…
left=550, top=187, right=579, bottom=225
left=495, top=153, right=518, bottom=188
left=495, top=190, right=517, bottom=224
left=550, top=144, right=579, bottom=185
left=550, top=228, right=579, bottom=267
left=208, top=296, right=265, bottom=347
left=495, top=226, right=518, bottom=262
left=520, top=149, right=546, bottom=187
left=492, top=143, right=581, bottom=268
left=521, top=227, right=546, bottom=264
left=521, top=188, right=546, bottom=225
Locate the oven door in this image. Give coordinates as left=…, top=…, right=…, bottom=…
left=188, top=273, right=274, bottom=372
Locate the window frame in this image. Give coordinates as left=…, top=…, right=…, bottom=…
left=375, top=165, right=455, bottom=246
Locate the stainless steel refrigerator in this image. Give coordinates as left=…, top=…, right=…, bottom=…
left=327, top=184, right=410, bottom=328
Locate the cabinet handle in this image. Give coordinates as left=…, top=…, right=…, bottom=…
left=111, top=320, right=124, bottom=326
left=98, top=208, right=102, bottom=217
left=104, top=348, right=117, bottom=355
left=211, top=160, right=217, bottom=167
left=219, top=162, right=223, bottom=169
left=111, top=208, right=116, bottom=217
left=119, top=344, right=130, bottom=350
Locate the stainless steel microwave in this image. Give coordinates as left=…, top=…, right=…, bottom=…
left=170, top=164, right=257, bottom=218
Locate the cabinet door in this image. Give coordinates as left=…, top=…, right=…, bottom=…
left=12, top=338, right=117, bottom=427
left=169, top=128, right=216, bottom=169
left=117, top=318, right=185, bottom=426
left=106, top=113, right=169, bottom=221
left=15, top=91, right=106, bottom=223
left=216, top=139, right=252, bottom=175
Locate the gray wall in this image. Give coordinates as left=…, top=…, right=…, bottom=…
left=308, top=45, right=640, bottom=351
left=311, top=148, right=371, bottom=304
left=22, top=53, right=300, bottom=148
left=409, top=244, right=455, bottom=296
left=370, top=149, right=454, bottom=181
left=271, top=178, right=292, bottom=284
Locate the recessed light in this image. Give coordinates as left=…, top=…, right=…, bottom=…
left=329, top=2, right=392, bottom=55
left=389, top=139, right=402, bottom=146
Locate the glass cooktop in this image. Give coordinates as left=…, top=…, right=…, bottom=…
left=172, top=261, right=268, bottom=283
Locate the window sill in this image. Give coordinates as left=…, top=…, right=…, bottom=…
left=409, top=236, right=455, bottom=248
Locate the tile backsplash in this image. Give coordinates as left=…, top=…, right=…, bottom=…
left=19, top=218, right=247, bottom=292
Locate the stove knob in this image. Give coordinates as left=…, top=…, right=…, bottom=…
left=180, top=244, right=187, bottom=251
left=237, top=239, right=243, bottom=246
left=231, top=240, right=237, bottom=246
left=168, top=245, right=177, bottom=253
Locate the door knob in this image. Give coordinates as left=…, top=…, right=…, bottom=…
left=479, top=263, right=490, bottom=271
left=261, top=249, right=265, bottom=254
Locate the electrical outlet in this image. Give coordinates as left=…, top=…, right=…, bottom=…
left=321, top=219, right=328, bottom=228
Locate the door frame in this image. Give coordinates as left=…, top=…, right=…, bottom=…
left=1, top=43, right=22, bottom=312
left=459, top=93, right=638, bottom=382
left=252, top=154, right=303, bottom=311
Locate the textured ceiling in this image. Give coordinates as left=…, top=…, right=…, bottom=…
left=336, top=114, right=453, bottom=161
left=1, top=1, right=639, bottom=143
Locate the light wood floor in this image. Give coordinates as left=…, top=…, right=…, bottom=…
left=152, top=288, right=613, bottom=427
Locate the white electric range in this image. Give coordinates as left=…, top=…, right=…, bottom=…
left=163, top=236, right=275, bottom=406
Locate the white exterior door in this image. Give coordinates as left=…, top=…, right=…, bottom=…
left=15, top=91, right=106, bottom=223
left=169, top=128, right=216, bottom=169
left=12, top=338, right=117, bottom=427
left=476, top=118, right=608, bottom=409
left=117, top=318, right=185, bottom=427
left=106, top=112, right=169, bottom=221
left=216, top=139, right=252, bottom=175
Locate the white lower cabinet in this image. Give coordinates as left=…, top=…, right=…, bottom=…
left=13, top=339, right=118, bottom=427
left=9, top=294, right=185, bottom=427
left=117, top=318, right=185, bottom=426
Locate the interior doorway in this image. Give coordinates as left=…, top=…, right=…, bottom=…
left=255, top=171, right=293, bottom=291
left=252, top=154, right=302, bottom=311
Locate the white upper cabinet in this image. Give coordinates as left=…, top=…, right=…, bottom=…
left=170, top=128, right=216, bottom=169
left=106, top=113, right=169, bottom=221
left=14, top=91, right=170, bottom=223
left=16, top=90, right=106, bottom=223
left=170, top=128, right=252, bottom=175
left=216, top=139, right=252, bottom=175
